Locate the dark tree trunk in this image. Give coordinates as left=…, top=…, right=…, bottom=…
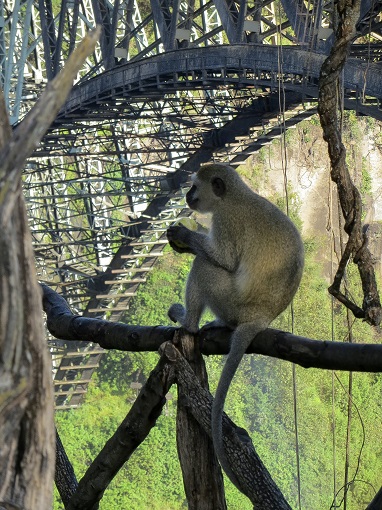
left=174, top=330, right=227, bottom=509
left=0, top=28, right=100, bottom=509
left=0, top=93, right=55, bottom=510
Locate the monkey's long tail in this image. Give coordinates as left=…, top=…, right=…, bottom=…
left=211, top=322, right=266, bottom=492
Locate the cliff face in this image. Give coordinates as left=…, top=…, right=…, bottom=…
left=240, top=113, right=382, bottom=279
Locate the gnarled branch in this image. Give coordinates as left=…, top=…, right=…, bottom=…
left=317, top=0, right=381, bottom=325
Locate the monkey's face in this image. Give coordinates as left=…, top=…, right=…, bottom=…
left=186, top=172, right=226, bottom=213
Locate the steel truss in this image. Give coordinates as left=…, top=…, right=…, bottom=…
left=1, top=0, right=382, bottom=407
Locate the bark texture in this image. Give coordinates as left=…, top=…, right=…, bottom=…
left=174, top=330, right=227, bottom=509
left=0, top=28, right=100, bottom=509
left=0, top=192, right=55, bottom=508
left=0, top=94, right=55, bottom=510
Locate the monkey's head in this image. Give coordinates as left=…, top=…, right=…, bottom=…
left=186, top=163, right=241, bottom=213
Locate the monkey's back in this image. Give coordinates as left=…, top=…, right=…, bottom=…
left=224, top=188, right=304, bottom=323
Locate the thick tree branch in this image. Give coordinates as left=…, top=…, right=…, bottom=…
left=0, top=93, right=12, bottom=148
left=0, top=27, right=101, bottom=229
left=0, top=27, right=101, bottom=183
left=174, top=330, right=227, bottom=509
left=0, top=30, right=101, bottom=510
left=163, top=342, right=292, bottom=509
left=66, top=353, right=175, bottom=510
left=42, top=284, right=382, bottom=372
left=366, top=486, right=382, bottom=509
left=42, top=283, right=175, bottom=350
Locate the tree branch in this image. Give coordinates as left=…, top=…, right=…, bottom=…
left=42, top=284, right=382, bottom=372
left=0, top=29, right=101, bottom=509
left=55, top=428, right=78, bottom=507
left=163, top=342, right=292, bottom=509
left=0, top=28, right=101, bottom=231
left=0, top=92, right=12, bottom=149
left=174, top=330, right=227, bottom=509
left=366, top=486, right=382, bottom=509
left=0, top=26, right=101, bottom=183
left=66, top=353, right=175, bottom=510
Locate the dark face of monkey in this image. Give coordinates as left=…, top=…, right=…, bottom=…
left=186, top=173, right=226, bottom=212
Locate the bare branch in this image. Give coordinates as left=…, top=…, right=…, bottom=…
left=0, top=30, right=101, bottom=509
left=42, top=284, right=382, bottom=373
left=55, top=428, right=78, bottom=507
left=0, top=27, right=101, bottom=184
left=0, top=92, right=12, bottom=150
left=41, top=283, right=175, bottom=350
left=317, top=0, right=381, bottom=325
left=366, top=486, right=382, bottom=509
left=174, top=330, right=227, bottom=509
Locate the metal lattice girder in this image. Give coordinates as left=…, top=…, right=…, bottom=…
left=53, top=45, right=382, bottom=126
left=2, top=0, right=382, bottom=125
left=1, top=0, right=381, bottom=407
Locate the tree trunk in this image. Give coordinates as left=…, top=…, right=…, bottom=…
left=175, top=330, right=227, bottom=510
left=0, top=156, right=55, bottom=508
left=0, top=28, right=101, bottom=509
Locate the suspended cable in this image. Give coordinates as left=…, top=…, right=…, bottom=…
left=338, top=67, right=354, bottom=510
left=328, top=170, right=338, bottom=507
left=330, top=370, right=367, bottom=508
left=276, top=7, right=301, bottom=508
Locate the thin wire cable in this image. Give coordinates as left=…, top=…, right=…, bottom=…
left=330, top=371, right=367, bottom=508
left=276, top=9, right=301, bottom=508
left=339, top=67, right=355, bottom=510
left=328, top=172, right=338, bottom=507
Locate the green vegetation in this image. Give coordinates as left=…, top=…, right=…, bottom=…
left=55, top=235, right=382, bottom=510
left=55, top=116, right=382, bottom=509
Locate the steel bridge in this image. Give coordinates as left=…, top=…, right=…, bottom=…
left=1, top=0, right=382, bottom=408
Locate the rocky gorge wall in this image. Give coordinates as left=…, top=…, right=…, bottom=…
left=242, top=112, right=382, bottom=281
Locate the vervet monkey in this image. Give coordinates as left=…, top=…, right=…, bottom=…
left=167, top=163, right=304, bottom=490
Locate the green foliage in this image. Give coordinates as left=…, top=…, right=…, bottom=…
left=55, top=162, right=382, bottom=509
left=360, top=158, right=372, bottom=198
left=55, top=383, right=185, bottom=509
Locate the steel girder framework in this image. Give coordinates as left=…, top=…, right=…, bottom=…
left=1, top=0, right=382, bottom=408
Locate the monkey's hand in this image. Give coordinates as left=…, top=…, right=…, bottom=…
left=167, top=225, right=195, bottom=254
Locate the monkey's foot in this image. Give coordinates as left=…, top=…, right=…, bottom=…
left=168, top=303, right=185, bottom=324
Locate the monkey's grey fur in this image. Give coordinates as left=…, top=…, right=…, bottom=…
left=167, top=163, right=304, bottom=490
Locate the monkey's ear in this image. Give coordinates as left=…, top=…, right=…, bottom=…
left=211, top=177, right=226, bottom=197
